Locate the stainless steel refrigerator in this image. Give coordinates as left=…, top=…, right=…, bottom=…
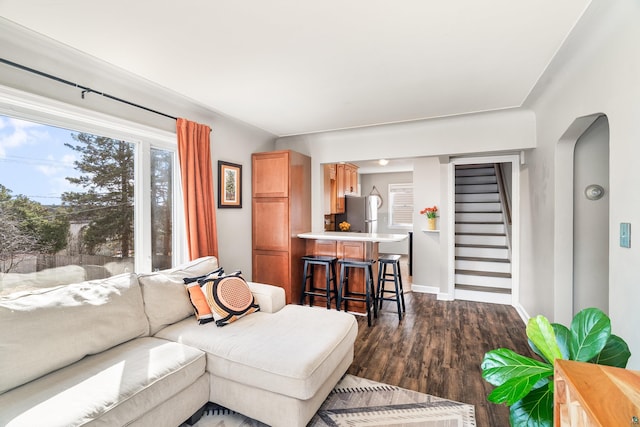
left=336, top=195, right=378, bottom=233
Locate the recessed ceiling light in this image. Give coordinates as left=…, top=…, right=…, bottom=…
left=378, top=159, right=389, bottom=166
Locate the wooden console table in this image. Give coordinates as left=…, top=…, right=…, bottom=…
left=554, top=359, right=640, bottom=426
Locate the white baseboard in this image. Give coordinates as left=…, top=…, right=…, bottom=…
left=411, top=284, right=440, bottom=294
left=437, top=292, right=454, bottom=301
left=513, top=302, right=530, bottom=324
left=454, top=288, right=512, bottom=305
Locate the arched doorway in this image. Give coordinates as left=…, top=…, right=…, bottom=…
left=554, top=114, right=610, bottom=324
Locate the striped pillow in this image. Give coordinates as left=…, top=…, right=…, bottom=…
left=201, top=271, right=260, bottom=327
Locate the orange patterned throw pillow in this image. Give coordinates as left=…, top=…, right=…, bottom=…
left=184, top=268, right=224, bottom=324
left=201, top=271, right=260, bottom=326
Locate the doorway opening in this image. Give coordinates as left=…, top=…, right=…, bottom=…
left=555, top=114, right=610, bottom=324
left=447, top=154, right=520, bottom=305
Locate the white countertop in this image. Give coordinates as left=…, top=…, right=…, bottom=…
left=297, top=231, right=408, bottom=243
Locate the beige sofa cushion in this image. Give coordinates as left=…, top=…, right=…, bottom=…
left=247, top=281, right=286, bottom=313
left=155, top=304, right=358, bottom=400
left=0, top=273, right=149, bottom=394
left=0, top=337, right=206, bottom=427
left=0, top=265, right=86, bottom=292
left=138, top=256, right=219, bottom=334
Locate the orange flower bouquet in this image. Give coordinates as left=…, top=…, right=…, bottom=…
left=420, top=206, right=438, bottom=219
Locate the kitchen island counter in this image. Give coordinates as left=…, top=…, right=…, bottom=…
left=298, top=231, right=408, bottom=243
left=297, top=232, right=407, bottom=314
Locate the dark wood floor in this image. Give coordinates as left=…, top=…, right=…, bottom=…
left=347, top=291, right=535, bottom=427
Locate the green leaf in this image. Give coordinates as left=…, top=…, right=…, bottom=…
left=570, top=308, right=611, bottom=361
left=526, top=315, right=564, bottom=364
left=481, top=348, right=553, bottom=404
left=488, top=374, right=551, bottom=406
left=481, top=349, right=552, bottom=386
left=509, top=382, right=554, bottom=427
left=590, top=334, right=631, bottom=367
left=551, top=323, right=571, bottom=360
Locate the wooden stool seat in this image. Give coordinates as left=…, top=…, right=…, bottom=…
left=377, top=254, right=406, bottom=320
left=338, top=258, right=377, bottom=326
left=300, top=255, right=339, bottom=309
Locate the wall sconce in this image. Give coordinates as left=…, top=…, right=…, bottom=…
left=584, top=184, right=605, bottom=200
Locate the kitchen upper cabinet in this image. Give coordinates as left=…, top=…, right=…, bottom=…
left=252, top=150, right=310, bottom=304
left=346, top=164, right=358, bottom=195
left=325, top=163, right=358, bottom=214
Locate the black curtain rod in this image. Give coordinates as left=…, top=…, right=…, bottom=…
left=0, top=57, right=178, bottom=121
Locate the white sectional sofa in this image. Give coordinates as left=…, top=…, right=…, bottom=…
left=0, top=256, right=358, bottom=427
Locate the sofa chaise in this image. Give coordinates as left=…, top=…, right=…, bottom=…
left=0, top=256, right=358, bottom=427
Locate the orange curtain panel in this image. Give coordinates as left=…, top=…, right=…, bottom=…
left=176, top=118, right=218, bottom=260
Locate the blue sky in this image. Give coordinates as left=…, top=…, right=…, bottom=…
left=0, top=115, right=82, bottom=205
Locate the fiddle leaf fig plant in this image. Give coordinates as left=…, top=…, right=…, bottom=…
left=481, top=307, right=631, bottom=427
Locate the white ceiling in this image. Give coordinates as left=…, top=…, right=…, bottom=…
left=0, top=1, right=590, bottom=137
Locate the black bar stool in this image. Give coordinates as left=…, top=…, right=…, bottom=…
left=377, top=254, right=406, bottom=320
left=337, top=258, right=377, bottom=326
left=300, top=255, right=339, bottom=309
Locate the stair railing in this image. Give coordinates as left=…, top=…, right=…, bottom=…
left=494, top=163, right=512, bottom=259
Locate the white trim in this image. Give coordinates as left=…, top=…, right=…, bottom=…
left=0, top=84, right=187, bottom=272
left=411, top=284, right=440, bottom=294
left=553, top=113, right=604, bottom=325
left=448, top=154, right=521, bottom=307
left=513, top=302, right=530, bottom=324
left=135, top=141, right=152, bottom=273
left=173, top=150, right=188, bottom=265
left=446, top=162, right=456, bottom=298
left=0, top=84, right=175, bottom=145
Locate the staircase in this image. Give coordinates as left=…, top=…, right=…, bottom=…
left=454, top=164, right=512, bottom=304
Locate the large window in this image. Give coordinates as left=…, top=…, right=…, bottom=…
left=0, top=97, right=182, bottom=294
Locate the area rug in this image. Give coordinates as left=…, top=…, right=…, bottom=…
left=188, top=374, right=476, bottom=427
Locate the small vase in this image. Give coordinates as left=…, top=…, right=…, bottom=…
left=427, top=217, right=436, bottom=230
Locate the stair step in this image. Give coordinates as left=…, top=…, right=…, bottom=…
left=455, top=176, right=497, bottom=185
left=456, top=193, right=500, bottom=203
left=456, top=232, right=507, bottom=237
left=456, top=234, right=507, bottom=246
left=456, top=165, right=495, bottom=172
left=455, top=269, right=512, bottom=278
left=456, top=256, right=510, bottom=263
left=455, top=212, right=503, bottom=222
left=455, top=273, right=512, bottom=289
left=455, top=246, right=509, bottom=259
left=454, top=287, right=512, bottom=304
left=456, top=243, right=508, bottom=249
left=456, top=223, right=505, bottom=234
left=455, top=202, right=502, bottom=212
left=455, top=284, right=512, bottom=294
left=456, top=260, right=511, bottom=274
left=455, top=184, right=498, bottom=194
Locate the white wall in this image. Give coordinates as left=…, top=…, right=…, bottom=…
left=276, top=110, right=534, bottom=296
left=573, top=116, right=609, bottom=315
left=276, top=108, right=535, bottom=233
left=412, top=157, right=447, bottom=291
left=0, top=20, right=277, bottom=279
left=523, top=0, right=640, bottom=368
left=360, top=171, right=413, bottom=254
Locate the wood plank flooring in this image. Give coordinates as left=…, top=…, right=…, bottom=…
left=347, top=291, right=535, bottom=427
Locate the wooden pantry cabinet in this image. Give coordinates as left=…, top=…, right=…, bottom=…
left=252, top=150, right=311, bottom=304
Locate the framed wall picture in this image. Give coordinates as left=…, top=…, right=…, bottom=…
left=218, top=161, right=242, bottom=208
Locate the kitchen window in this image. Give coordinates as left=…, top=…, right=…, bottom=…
left=388, top=183, right=413, bottom=228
